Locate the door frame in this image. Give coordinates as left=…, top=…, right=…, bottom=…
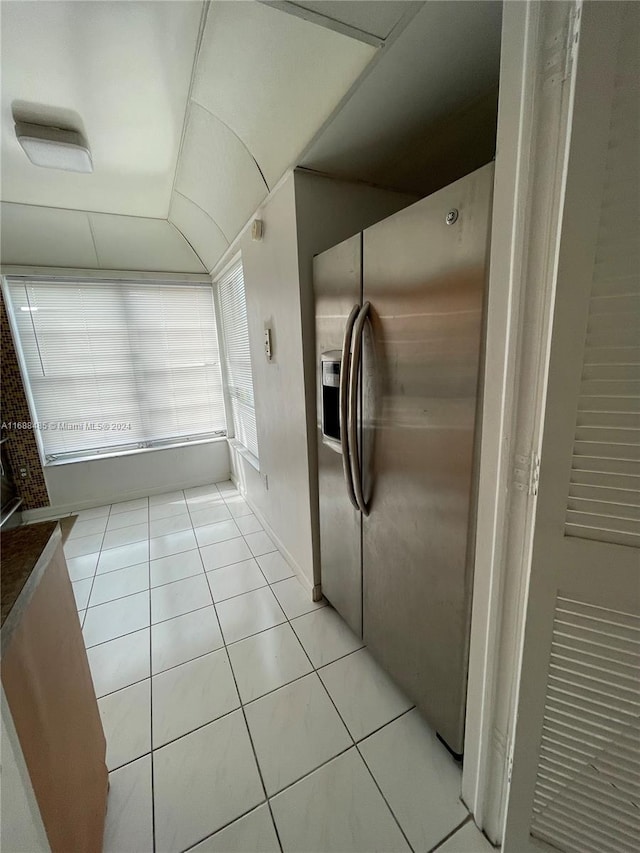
left=462, top=1, right=582, bottom=842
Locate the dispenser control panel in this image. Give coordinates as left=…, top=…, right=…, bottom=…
left=322, top=361, right=340, bottom=388
left=321, top=353, right=341, bottom=443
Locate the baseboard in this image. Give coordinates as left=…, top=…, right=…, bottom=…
left=21, top=474, right=233, bottom=523
left=230, top=475, right=315, bottom=597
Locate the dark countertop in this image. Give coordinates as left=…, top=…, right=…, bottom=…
left=1, top=521, right=58, bottom=629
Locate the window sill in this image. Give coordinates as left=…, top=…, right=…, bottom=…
left=228, top=439, right=260, bottom=472
left=44, top=436, right=227, bottom=467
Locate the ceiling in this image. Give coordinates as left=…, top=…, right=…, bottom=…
left=0, top=0, right=203, bottom=218
left=0, top=0, right=388, bottom=271
left=0, top=1, right=503, bottom=273
left=168, top=0, right=380, bottom=270
left=0, top=202, right=207, bottom=272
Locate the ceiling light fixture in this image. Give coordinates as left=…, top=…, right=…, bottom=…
left=14, top=121, right=93, bottom=173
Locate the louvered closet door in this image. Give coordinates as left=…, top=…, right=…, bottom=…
left=503, top=4, right=639, bottom=852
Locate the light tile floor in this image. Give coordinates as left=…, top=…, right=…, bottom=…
left=64, top=481, right=493, bottom=853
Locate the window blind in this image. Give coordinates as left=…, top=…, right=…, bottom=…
left=5, top=278, right=227, bottom=459
left=217, top=261, right=259, bottom=460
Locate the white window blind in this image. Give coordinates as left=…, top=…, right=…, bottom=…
left=217, top=261, right=259, bottom=460
left=5, top=278, right=227, bottom=459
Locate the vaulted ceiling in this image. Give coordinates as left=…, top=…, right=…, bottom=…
left=0, top=1, right=502, bottom=274
left=0, top=0, right=384, bottom=271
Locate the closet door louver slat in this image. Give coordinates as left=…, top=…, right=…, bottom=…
left=530, top=597, right=640, bottom=853
left=564, top=8, right=639, bottom=550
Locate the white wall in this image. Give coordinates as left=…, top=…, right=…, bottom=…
left=233, top=175, right=315, bottom=585
left=35, top=440, right=230, bottom=516
left=232, top=171, right=414, bottom=590
left=1, top=688, right=50, bottom=853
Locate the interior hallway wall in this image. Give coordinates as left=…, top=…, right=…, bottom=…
left=232, top=176, right=312, bottom=583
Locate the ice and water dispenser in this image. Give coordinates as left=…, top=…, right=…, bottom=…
left=321, top=351, right=341, bottom=443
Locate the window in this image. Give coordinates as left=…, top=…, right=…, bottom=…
left=216, top=261, right=259, bottom=461
left=4, top=277, right=226, bottom=460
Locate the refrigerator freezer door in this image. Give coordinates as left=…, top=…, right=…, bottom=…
left=362, top=163, right=493, bottom=753
left=314, top=234, right=363, bottom=637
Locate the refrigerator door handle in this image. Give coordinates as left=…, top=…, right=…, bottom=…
left=348, top=301, right=371, bottom=517
left=340, top=304, right=360, bottom=510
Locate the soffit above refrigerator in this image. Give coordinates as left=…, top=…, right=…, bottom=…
left=301, top=1, right=503, bottom=194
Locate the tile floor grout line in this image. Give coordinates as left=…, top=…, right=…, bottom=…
left=355, top=738, right=417, bottom=853
left=84, top=613, right=157, bottom=651
left=80, top=550, right=267, bottom=615
left=78, top=527, right=250, bottom=587
left=274, top=561, right=466, bottom=853
left=86, top=534, right=334, bottom=652
left=97, top=620, right=320, bottom=704
left=87, top=546, right=259, bottom=611
left=144, top=669, right=264, bottom=747
left=427, top=815, right=474, bottom=853
left=234, top=667, right=315, bottom=709
left=234, top=537, right=418, bottom=853
left=147, top=495, right=157, bottom=853
left=76, top=498, right=116, bottom=628
left=94, top=672, right=149, bottom=702
left=288, top=617, right=365, bottom=667
left=208, top=578, right=270, bottom=606
left=85, top=559, right=318, bottom=653
left=84, top=594, right=333, bottom=680
left=84, top=602, right=281, bottom=653
left=85, top=539, right=366, bottom=679
left=200, top=558, right=285, bottom=853
left=201, top=512, right=287, bottom=852
left=96, top=483, right=457, bottom=851
left=321, top=675, right=417, bottom=853
left=287, top=607, right=417, bottom=853
left=313, top=642, right=366, bottom=673
left=181, top=800, right=271, bottom=853
left=354, top=704, right=416, bottom=746
left=82, top=491, right=275, bottom=654
left=78, top=568, right=151, bottom=609
left=267, top=744, right=354, bottom=801
left=202, top=549, right=273, bottom=574
left=111, top=698, right=409, bottom=836
left=224, top=545, right=418, bottom=850
left=97, top=509, right=255, bottom=560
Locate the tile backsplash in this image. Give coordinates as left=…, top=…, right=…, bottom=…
left=1, top=291, right=49, bottom=509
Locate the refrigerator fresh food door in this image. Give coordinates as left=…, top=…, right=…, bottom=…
left=361, top=163, right=494, bottom=754
left=314, top=233, right=363, bottom=637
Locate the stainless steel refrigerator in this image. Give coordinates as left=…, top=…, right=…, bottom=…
left=314, top=163, right=493, bottom=755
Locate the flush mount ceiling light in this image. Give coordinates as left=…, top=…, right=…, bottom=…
left=15, top=121, right=93, bottom=173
